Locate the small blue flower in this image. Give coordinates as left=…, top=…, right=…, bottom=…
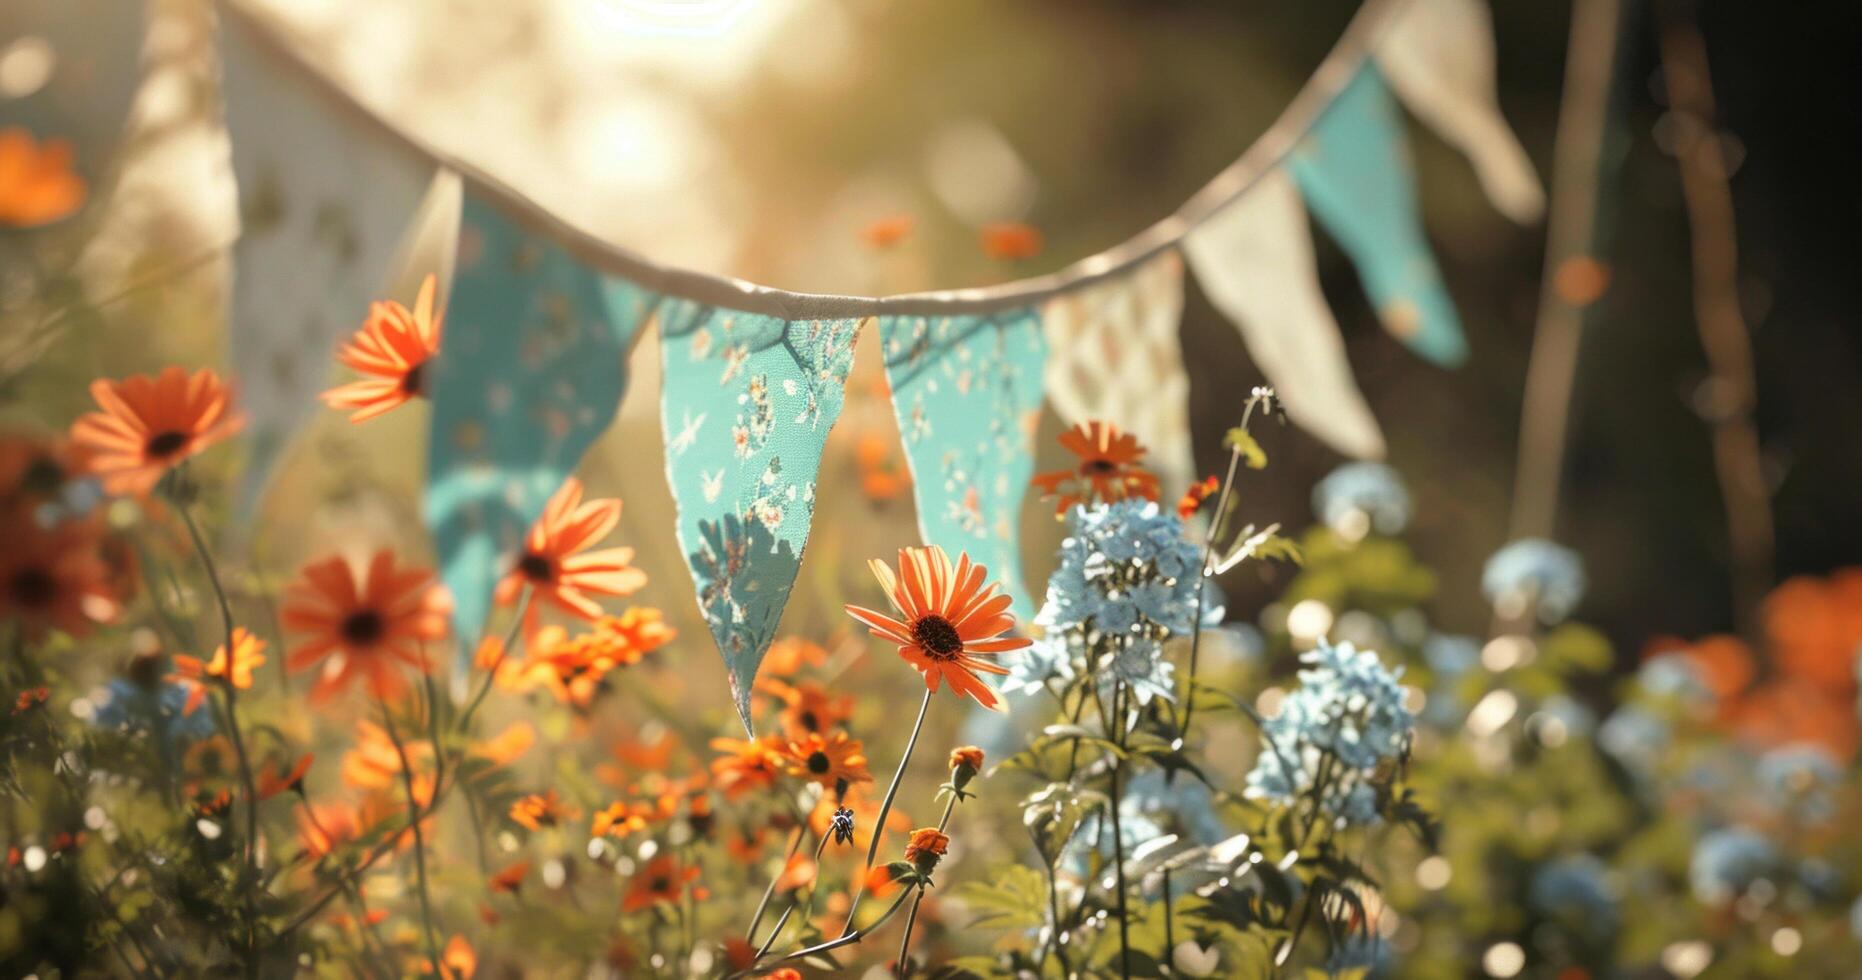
left=1638, top=653, right=1711, bottom=703
left=1756, top=743, right=1841, bottom=821
left=1598, top=706, right=1669, bottom=776
left=1482, top=538, right=1586, bottom=623
left=1312, top=462, right=1411, bottom=538
left=1530, top=854, right=1616, bottom=933
left=1244, top=640, right=1415, bottom=826
left=90, top=677, right=216, bottom=757
left=1423, top=634, right=1479, bottom=679
left=1689, top=827, right=1778, bottom=904
left=1533, top=695, right=1597, bottom=741
left=1101, top=645, right=1176, bottom=707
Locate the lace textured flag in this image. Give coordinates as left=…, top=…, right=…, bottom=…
left=879, top=311, right=1048, bottom=620
left=657, top=301, right=863, bottom=732
left=1378, top=0, right=1544, bottom=224
left=425, top=195, right=654, bottom=660
left=221, top=12, right=434, bottom=512
left=1183, top=168, right=1385, bottom=460
left=1290, top=65, right=1467, bottom=368
left=1041, top=253, right=1195, bottom=495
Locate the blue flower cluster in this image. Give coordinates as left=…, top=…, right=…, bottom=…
left=1024, top=500, right=1203, bottom=705
left=1482, top=538, right=1587, bottom=623
left=1312, top=462, right=1411, bottom=538
left=1529, top=854, right=1617, bottom=933
left=1689, top=826, right=1778, bottom=904
left=1244, top=640, right=1416, bottom=826
left=90, top=677, right=216, bottom=760
left=1756, top=743, right=1841, bottom=821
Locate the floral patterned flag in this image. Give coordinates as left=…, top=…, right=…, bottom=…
left=879, top=311, right=1047, bottom=621
left=1378, top=0, right=1544, bottom=225
left=657, top=300, right=863, bottom=733
left=221, top=11, right=435, bottom=512
left=1041, top=253, right=1194, bottom=496
left=426, top=194, right=655, bottom=662
left=1289, top=65, right=1468, bottom=368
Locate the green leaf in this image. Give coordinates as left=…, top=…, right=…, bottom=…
left=955, top=865, right=1050, bottom=932
left=1224, top=427, right=1268, bottom=469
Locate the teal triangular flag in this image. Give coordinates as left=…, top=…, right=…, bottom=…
left=1290, top=65, right=1468, bottom=367
left=657, top=301, right=862, bottom=733
left=425, top=195, right=654, bottom=665
left=878, top=311, right=1047, bottom=621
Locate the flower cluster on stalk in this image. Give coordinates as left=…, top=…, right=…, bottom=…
left=1244, top=639, right=1416, bottom=826
left=1021, top=499, right=1203, bottom=706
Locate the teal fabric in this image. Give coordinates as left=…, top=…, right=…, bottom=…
left=425, top=196, right=653, bottom=667
left=657, top=300, right=863, bottom=732
left=1290, top=65, right=1468, bottom=367
left=878, top=311, right=1047, bottom=621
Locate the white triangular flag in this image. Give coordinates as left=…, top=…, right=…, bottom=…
left=1182, top=169, right=1385, bottom=460
left=1041, top=252, right=1195, bottom=493
left=1377, top=0, right=1545, bottom=224
left=220, top=10, right=436, bottom=513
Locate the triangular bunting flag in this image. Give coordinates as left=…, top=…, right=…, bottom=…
left=426, top=194, right=655, bottom=661
left=220, top=11, right=434, bottom=512
left=1290, top=65, right=1467, bottom=367
left=657, top=301, right=863, bottom=733
left=878, top=311, right=1047, bottom=620
left=1378, top=0, right=1545, bottom=224
left=1041, top=252, right=1195, bottom=495
left=1183, top=168, right=1385, bottom=460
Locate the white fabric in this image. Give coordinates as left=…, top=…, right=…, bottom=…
left=1182, top=169, right=1385, bottom=460
left=1377, top=0, right=1544, bottom=224
left=1041, top=252, right=1196, bottom=493
left=220, top=11, right=435, bottom=513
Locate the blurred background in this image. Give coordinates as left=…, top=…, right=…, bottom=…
left=5, top=0, right=1862, bottom=677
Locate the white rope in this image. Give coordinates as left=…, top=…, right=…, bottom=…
left=219, top=0, right=1409, bottom=318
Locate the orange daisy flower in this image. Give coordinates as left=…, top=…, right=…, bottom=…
left=256, top=754, right=314, bottom=800
left=761, top=636, right=829, bottom=677
left=282, top=551, right=448, bottom=702
left=844, top=546, right=1030, bottom=712
left=904, top=827, right=950, bottom=873
left=436, top=934, right=477, bottom=980
left=488, top=860, right=531, bottom=894
left=978, top=221, right=1043, bottom=262
left=495, top=477, right=646, bottom=626
left=1029, top=421, right=1162, bottom=516
left=0, top=431, right=88, bottom=504
left=321, top=274, right=444, bottom=423
left=781, top=730, right=874, bottom=791
left=859, top=214, right=914, bottom=250
left=341, top=718, right=435, bottom=790
left=0, top=127, right=86, bottom=228
left=0, top=509, right=116, bottom=638
left=172, top=626, right=267, bottom=695
left=469, top=721, right=536, bottom=768
left=591, top=801, right=654, bottom=838
left=757, top=677, right=853, bottom=737
left=509, top=790, right=578, bottom=831
left=709, top=735, right=788, bottom=800
left=296, top=801, right=361, bottom=860
left=70, top=367, right=244, bottom=496
left=509, top=608, right=674, bottom=709
left=1176, top=474, right=1221, bottom=521
left=774, top=851, right=817, bottom=893
left=857, top=432, right=910, bottom=502
left=623, top=855, right=700, bottom=913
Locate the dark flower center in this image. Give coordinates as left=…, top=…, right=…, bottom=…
left=341, top=609, right=386, bottom=645
left=402, top=361, right=428, bottom=397
left=650, top=876, right=671, bottom=893
left=798, top=710, right=819, bottom=732
left=807, top=751, right=831, bottom=774
left=518, top=552, right=556, bottom=583
left=1081, top=457, right=1119, bottom=475
left=911, top=614, right=964, bottom=660
left=10, top=568, right=55, bottom=608
left=21, top=457, right=65, bottom=495
left=145, top=431, right=189, bottom=458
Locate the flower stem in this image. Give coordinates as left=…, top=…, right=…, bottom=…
left=745, top=820, right=808, bottom=941
left=173, top=486, right=263, bottom=968
left=1107, top=680, right=1133, bottom=980
left=1176, top=431, right=1247, bottom=749
left=457, top=587, right=532, bottom=735
left=893, top=790, right=961, bottom=977
left=735, top=889, right=913, bottom=979
left=841, top=687, right=932, bottom=935
left=377, top=696, right=442, bottom=975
